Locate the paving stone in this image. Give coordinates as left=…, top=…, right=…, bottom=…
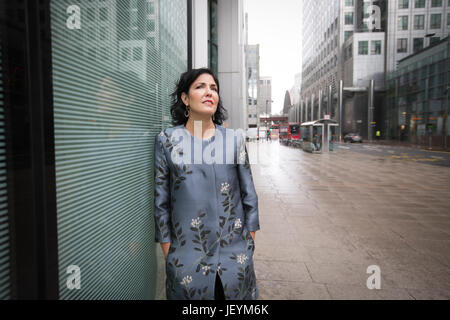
left=258, top=280, right=331, bottom=300
left=254, top=244, right=312, bottom=263
left=407, top=288, right=450, bottom=300
left=326, top=284, right=414, bottom=300
left=255, top=260, right=312, bottom=282
left=304, top=262, right=381, bottom=286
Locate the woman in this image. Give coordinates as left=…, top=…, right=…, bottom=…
left=154, top=68, right=260, bottom=300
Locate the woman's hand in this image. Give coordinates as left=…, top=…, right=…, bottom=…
left=160, top=242, right=170, bottom=260
left=250, top=231, right=255, bottom=241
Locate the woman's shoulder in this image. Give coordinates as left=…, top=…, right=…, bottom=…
left=156, top=125, right=185, bottom=139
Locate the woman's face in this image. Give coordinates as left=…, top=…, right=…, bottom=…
left=182, top=73, right=219, bottom=119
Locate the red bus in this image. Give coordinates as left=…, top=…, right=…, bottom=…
left=288, top=122, right=301, bottom=147
left=280, top=122, right=301, bottom=146
left=269, top=124, right=279, bottom=140
left=279, top=123, right=289, bottom=145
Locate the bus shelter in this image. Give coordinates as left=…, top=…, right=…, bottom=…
left=300, top=119, right=339, bottom=153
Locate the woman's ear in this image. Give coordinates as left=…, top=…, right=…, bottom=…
left=181, top=92, right=189, bottom=107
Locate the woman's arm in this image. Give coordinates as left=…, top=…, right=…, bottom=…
left=236, top=132, right=260, bottom=233
left=154, top=133, right=172, bottom=244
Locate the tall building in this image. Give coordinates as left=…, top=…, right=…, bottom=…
left=246, top=44, right=260, bottom=128
left=258, top=76, right=273, bottom=116
left=191, top=0, right=248, bottom=130
left=301, top=0, right=450, bottom=138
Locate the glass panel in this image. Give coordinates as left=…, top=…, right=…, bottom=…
left=0, top=39, right=11, bottom=300
left=329, top=125, right=338, bottom=151
left=50, top=0, right=187, bottom=299
left=313, top=126, right=323, bottom=152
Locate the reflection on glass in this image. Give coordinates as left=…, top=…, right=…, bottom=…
left=51, top=0, right=187, bottom=299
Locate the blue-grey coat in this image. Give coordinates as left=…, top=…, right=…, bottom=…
left=154, top=125, right=260, bottom=300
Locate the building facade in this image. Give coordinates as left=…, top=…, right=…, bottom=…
left=246, top=44, right=260, bottom=128
left=301, top=0, right=450, bottom=139
left=386, top=37, right=449, bottom=148
left=191, top=0, right=248, bottom=130
left=258, top=76, right=273, bottom=116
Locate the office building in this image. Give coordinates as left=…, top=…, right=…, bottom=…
left=301, top=0, right=450, bottom=139
left=246, top=44, right=260, bottom=128
left=386, top=37, right=449, bottom=148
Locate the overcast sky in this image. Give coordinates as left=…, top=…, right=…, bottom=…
left=244, top=0, right=302, bottom=115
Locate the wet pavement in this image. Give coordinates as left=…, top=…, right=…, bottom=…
left=250, top=140, right=450, bottom=300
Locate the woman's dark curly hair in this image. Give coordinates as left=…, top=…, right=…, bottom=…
left=170, top=68, right=228, bottom=126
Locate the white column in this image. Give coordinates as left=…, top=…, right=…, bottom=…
left=191, top=0, right=208, bottom=69
left=217, top=0, right=246, bottom=130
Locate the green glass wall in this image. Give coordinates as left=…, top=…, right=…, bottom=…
left=50, top=0, right=187, bottom=299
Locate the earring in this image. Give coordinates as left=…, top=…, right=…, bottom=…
left=184, top=106, right=190, bottom=118
left=212, top=113, right=215, bottom=121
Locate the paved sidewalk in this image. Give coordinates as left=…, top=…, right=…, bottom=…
left=250, top=140, right=450, bottom=300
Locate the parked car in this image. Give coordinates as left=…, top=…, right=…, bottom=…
left=246, top=128, right=258, bottom=141
left=344, top=133, right=363, bottom=143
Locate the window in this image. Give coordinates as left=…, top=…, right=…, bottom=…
left=399, top=0, right=409, bottom=9
left=345, top=12, right=354, bottom=25
left=344, top=31, right=353, bottom=41
left=88, top=8, right=95, bottom=22
left=147, top=1, right=155, bottom=14
left=371, top=40, right=382, bottom=55
left=358, top=41, right=368, bottom=55
left=414, top=15, right=425, bottom=30
left=397, top=38, right=408, bottom=53
left=398, top=16, right=409, bottom=31
left=345, top=0, right=354, bottom=6
left=447, top=13, right=450, bottom=27
left=99, top=27, right=108, bottom=41
left=99, top=7, right=108, bottom=21
left=133, top=47, right=143, bottom=61
left=430, top=37, right=440, bottom=44
left=147, top=20, right=155, bottom=32
left=121, top=47, right=131, bottom=61
left=431, top=0, right=442, bottom=7
left=415, top=0, right=426, bottom=8
left=413, top=38, right=424, bottom=53
left=430, top=14, right=441, bottom=29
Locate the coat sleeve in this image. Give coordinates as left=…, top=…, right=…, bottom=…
left=236, top=132, right=260, bottom=232
left=154, top=132, right=172, bottom=243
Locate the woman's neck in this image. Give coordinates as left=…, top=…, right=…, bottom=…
left=185, top=117, right=216, bottom=139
